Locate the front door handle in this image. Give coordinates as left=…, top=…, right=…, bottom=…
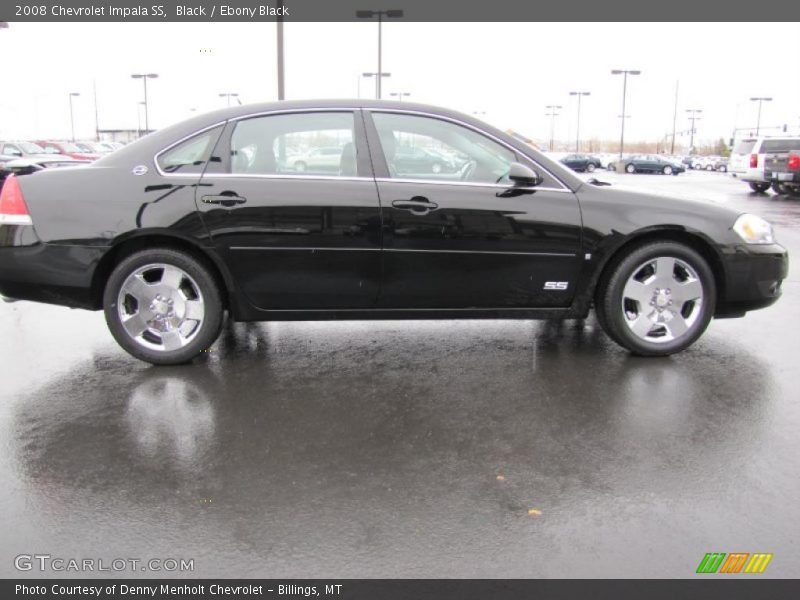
left=201, top=193, right=247, bottom=207
left=392, top=196, right=438, bottom=215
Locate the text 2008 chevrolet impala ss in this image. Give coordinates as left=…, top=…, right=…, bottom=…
left=0, top=101, right=788, bottom=364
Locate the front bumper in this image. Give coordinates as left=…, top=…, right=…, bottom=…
left=716, top=243, right=788, bottom=317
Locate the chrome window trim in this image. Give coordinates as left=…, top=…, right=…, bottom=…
left=366, top=107, right=572, bottom=192
left=153, top=121, right=229, bottom=177
left=153, top=106, right=575, bottom=192
left=205, top=173, right=373, bottom=183
left=373, top=177, right=571, bottom=193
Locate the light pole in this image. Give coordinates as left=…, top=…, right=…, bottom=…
left=670, top=80, right=679, bottom=154
left=277, top=1, right=285, bottom=100
left=390, top=92, right=410, bottom=101
left=219, top=92, right=240, bottom=106
left=545, top=105, right=562, bottom=151
left=362, top=72, right=391, bottom=100
left=68, top=92, right=80, bottom=143
left=750, top=97, right=772, bottom=136
left=356, top=9, right=403, bottom=99
left=136, top=101, right=145, bottom=138
left=131, top=73, right=158, bottom=133
left=569, top=91, right=590, bottom=152
left=611, top=69, right=641, bottom=158
left=686, top=108, right=702, bottom=151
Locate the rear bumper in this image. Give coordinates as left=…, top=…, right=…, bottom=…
left=716, top=243, right=788, bottom=317
left=0, top=223, right=104, bottom=309
left=765, top=170, right=800, bottom=183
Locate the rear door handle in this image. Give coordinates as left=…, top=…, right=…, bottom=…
left=201, top=193, right=247, bottom=207
left=391, top=196, right=438, bottom=215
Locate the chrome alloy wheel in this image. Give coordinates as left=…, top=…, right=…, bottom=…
left=117, top=264, right=205, bottom=352
left=621, top=256, right=704, bottom=343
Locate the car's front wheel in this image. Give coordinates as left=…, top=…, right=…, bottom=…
left=663, top=165, right=673, bottom=175
left=595, top=241, right=715, bottom=356
left=104, top=249, right=224, bottom=365
left=587, top=163, right=596, bottom=172
left=626, top=164, right=636, bottom=174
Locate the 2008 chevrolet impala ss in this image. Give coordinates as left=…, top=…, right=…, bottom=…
left=0, top=101, right=789, bottom=364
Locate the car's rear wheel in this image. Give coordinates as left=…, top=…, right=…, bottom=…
left=663, top=165, right=673, bottom=175
left=626, top=164, right=636, bottom=174
left=749, top=182, right=770, bottom=193
left=431, top=162, right=442, bottom=174
left=718, top=165, right=727, bottom=173
left=104, top=249, right=224, bottom=365
left=706, top=165, right=714, bottom=171
left=595, top=241, right=715, bottom=356
left=587, top=163, right=596, bottom=172
left=772, top=181, right=788, bottom=195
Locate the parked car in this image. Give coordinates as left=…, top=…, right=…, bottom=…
left=34, top=140, right=100, bottom=161
left=730, top=137, right=800, bottom=193
left=0, top=100, right=787, bottom=364
left=75, top=141, right=115, bottom=155
left=289, top=146, right=343, bottom=173
left=623, top=155, right=685, bottom=175
left=559, top=153, right=603, bottom=173
left=0, top=141, right=57, bottom=160
left=764, top=148, right=800, bottom=197
left=393, top=145, right=459, bottom=175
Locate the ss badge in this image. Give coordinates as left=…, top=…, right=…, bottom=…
left=543, top=281, right=569, bottom=290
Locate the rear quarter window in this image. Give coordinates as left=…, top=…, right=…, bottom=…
left=733, top=140, right=756, bottom=155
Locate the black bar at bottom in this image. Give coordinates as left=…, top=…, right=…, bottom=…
left=4, top=579, right=800, bottom=600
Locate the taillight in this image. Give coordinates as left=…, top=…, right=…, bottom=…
left=750, top=154, right=758, bottom=168
left=0, top=175, right=32, bottom=225
left=788, top=154, right=800, bottom=170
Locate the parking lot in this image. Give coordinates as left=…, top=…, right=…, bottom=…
left=0, top=169, right=798, bottom=578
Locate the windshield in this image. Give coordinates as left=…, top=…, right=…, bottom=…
left=19, top=142, right=47, bottom=154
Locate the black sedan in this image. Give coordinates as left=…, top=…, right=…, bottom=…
left=560, top=153, right=603, bottom=173
left=0, top=101, right=787, bottom=364
left=624, top=154, right=686, bottom=175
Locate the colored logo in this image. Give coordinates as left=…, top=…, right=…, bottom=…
left=696, top=553, right=773, bottom=574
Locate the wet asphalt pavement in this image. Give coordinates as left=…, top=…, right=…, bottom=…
left=1, top=170, right=798, bottom=579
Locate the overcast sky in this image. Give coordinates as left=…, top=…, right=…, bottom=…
left=1, top=21, right=799, bottom=146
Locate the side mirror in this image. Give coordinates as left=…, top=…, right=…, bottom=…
left=508, top=162, right=543, bottom=187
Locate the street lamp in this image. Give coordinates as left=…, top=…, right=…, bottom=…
left=686, top=108, right=702, bottom=151
left=750, top=97, right=772, bottom=136
left=131, top=73, right=158, bottom=133
left=219, top=92, right=240, bottom=106
left=68, top=92, right=80, bottom=143
left=362, top=72, right=391, bottom=100
left=569, top=91, right=591, bottom=152
left=356, top=9, right=403, bottom=99
left=545, top=104, right=563, bottom=151
left=611, top=69, right=641, bottom=158
left=390, top=92, right=411, bottom=101
left=136, top=101, right=146, bottom=138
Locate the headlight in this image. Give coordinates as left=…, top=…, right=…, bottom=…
left=733, top=213, right=775, bottom=244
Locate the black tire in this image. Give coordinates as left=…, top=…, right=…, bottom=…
left=771, top=181, right=788, bottom=195
left=103, top=248, right=224, bottom=365
left=788, top=186, right=800, bottom=198
left=595, top=241, right=716, bottom=356
left=625, top=164, right=636, bottom=174
left=718, top=165, right=727, bottom=173
left=749, top=182, right=770, bottom=193
left=587, top=163, right=596, bottom=172
left=662, top=165, right=673, bottom=175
